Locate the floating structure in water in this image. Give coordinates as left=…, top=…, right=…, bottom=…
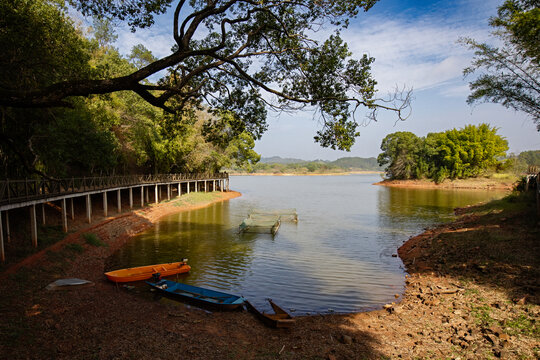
left=249, top=208, right=298, bottom=222
left=238, top=208, right=298, bottom=235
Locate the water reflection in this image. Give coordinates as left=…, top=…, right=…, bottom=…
left=108, top=175, right=507, bottom=314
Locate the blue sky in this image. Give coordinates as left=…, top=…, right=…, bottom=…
left=111, top=0, right=540, bottom=160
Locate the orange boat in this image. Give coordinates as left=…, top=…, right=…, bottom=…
left=104, top=260, right=191, bottom=283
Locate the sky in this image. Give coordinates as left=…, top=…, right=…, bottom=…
left=111, top=0, right=540, bottom=160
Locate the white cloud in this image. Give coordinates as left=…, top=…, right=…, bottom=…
left=342, top=10, right=491, bottom=95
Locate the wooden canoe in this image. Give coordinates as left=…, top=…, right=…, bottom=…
left=245, top=299, right=295, bottom=328
left=147, top=279, right=245, bottom=311
left=104, top=261, right=190, bottom=283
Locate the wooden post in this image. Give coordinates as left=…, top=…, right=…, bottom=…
left=226, top=179, right=229, bottom=191
left=0, top=211, right=4, bottom=262
left=117, top=189, right=121, bottom=213
left=86, top=195, right=92, bottom=223
left=103, top=192, right=108, bottom=217
left=30, top=204, right=38, bottom=247
left=167, top=184, right=171, bottom=201
left=204, top=181, right=207, bottom=193
left=155, top=184, right=159, bottom=204
left=41, top=203, right=46, bottom=225
left=70, top=198, right=74, bottom=220
left=178, top=183, right=181, bottom=197
left=62, top=198, right=68, bottom=233
left=537, top=173, right=540, bottom=219
left=195, top=181, right=198, bottom=192
left=129, top=187, right=133, bottom=209
left=220, top=180, right=223, bottom=192
left=5, top=211, right=10, bottom=243
left=145, top=186, right=149, bottom=203
left=187, top=182, right=190, bottom=194
left=141, top=186, right=144, bottom=207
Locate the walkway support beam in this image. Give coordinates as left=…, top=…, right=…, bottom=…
left=62, top=198, right=68, bottom=233
left=103, top=192, right=108, bottom=217
left=0, top=211, right=4, bottom=262
left=117, top=190, right=121, bottom=213
left=30, top=204, right=38, bottom=247
left=5, top=211, right=10, bottom=243
left=86, top=195, right=91, bottom=223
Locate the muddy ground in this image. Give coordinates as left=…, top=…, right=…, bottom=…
left=0, top=190, right=538, bottom=359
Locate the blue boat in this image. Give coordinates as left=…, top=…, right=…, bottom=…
left=146, top=279, right=245, bottom=311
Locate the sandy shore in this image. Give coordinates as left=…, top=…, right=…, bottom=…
left=375, top=178, right=516, bottom=190
left=1, top=189, right=537, bottom=359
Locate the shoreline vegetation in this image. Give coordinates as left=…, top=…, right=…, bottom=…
left=1, top=188, right=538, bottom=359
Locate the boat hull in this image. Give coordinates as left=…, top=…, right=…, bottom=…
left=104, top=262, right=190, bottom=283
left=147, top=279, right=245, bottom=311
left=245, top=299, right=295, bottom=328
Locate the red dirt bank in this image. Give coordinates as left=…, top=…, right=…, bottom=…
left=0, top=190, right=538, bottom=359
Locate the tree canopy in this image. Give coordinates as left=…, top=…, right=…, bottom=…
left=461, top=0, right=540, bottom=129
left=377, top=124, right=509, bottom=182
left=0, top=0, right=260, bottom=178
left=1, top=0, right=411, bottom=153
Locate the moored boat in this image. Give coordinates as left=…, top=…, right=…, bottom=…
left=104, top=260, right=190, bottom=283
left=146, top=279, right=245, bottom=311
left=245, top=299, right=295, bottom=328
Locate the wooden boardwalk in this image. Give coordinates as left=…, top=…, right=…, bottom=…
left=0, top=173, right=229, bottom=262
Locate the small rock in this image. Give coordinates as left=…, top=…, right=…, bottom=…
left=484, top=333, right=497, bottom=345
left=393, top=306, right=404, bottom=315
left=383, top=304, right=393, bottom=310
left=327, top=355, right=337, bottom=360
left=488, top=326, right=503, bottom=336
left=392, top=253, right=397, bottom=257
left=394, top=293, right=400, bottom=298
left=340, top=335, right=353, bottom=345
left=514, top=296, right=527, bottom=305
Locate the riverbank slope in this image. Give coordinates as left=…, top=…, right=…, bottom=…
left=375, top=176, right=517, bottom=190
left=0, top=190, right=538, bottom=359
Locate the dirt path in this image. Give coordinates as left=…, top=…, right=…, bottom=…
left=0, top=190, right=538, bottom=359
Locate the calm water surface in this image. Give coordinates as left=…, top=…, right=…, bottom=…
left=108, top=175, right=507, bottom=314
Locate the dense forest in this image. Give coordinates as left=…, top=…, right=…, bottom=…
left=0, top=1, right=263, bottom=179
left=377, top=124, right=539, bottom=182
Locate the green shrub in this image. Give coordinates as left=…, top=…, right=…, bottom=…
left=82, top=233, right=107, bottom=247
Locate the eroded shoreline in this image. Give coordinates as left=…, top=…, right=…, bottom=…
left=1, top=189, right=537, bottom=359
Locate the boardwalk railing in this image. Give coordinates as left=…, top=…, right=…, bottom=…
left=0, top=173, right=228, bottom=206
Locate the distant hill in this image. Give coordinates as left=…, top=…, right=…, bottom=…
left=259, top=156, right=308, bottom=164
left=253, top=156, right=382, bottom=172
left=329, top=157, right=381, bottom=171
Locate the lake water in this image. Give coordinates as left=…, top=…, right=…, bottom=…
left=108, top=174, right=507, bottom=314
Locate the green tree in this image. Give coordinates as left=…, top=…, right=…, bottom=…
left=426, top=124, right=508, bottom=181
left=1, top=0, right=411, bottom=151
left=379, top=124, right=509, bottom=182
left=377, top=132, right=424, bottom=179
left=461, top=0, right=540, bottom=129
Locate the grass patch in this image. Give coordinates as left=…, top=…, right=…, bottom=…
left=471, top=304, right=494, bottom=326
left=463, top=190, right=535, bottom=216
left=37, top=225, right=66, bottom=249
left=173, top=192, right=221, bottom=207
left=83, top=233, right=107, bottom=247
left=64, top=243, right=84, bottom=254
left=503, top=314, right=540, bottom=337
